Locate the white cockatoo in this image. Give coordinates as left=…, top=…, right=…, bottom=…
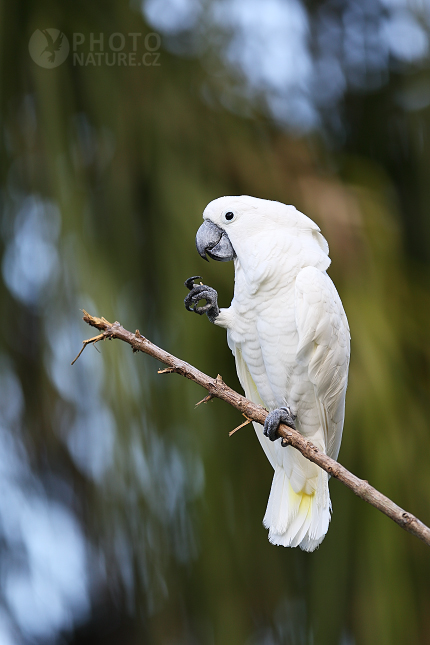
left=184, top=195, right=350, bottom=551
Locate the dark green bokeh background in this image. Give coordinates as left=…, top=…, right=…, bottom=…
left=1, top=1, right=430, bottom=643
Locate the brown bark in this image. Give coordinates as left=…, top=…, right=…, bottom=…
left=72, top=311, right=430, bottom=548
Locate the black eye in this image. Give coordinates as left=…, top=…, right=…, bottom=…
left=225, top=211, right=234, bottom=221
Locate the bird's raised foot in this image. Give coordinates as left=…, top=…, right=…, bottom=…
left=184, top=276, right=220, bottom=323
left=264, top=406, right=296, bottom=443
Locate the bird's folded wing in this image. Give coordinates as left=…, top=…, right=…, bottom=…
left=230, top=344, right=279, bottom=470
left=295, top=266, right=350, bottom=460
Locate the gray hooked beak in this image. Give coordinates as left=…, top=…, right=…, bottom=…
left=195, top=220, right=235, bottom=262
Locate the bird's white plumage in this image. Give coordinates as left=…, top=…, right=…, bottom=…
left=204, top=195, right=350, bottom=551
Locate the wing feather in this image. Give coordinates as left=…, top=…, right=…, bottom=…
left=295, top=267, right=350, bottom=460
left=230, top=344, right=279, bottom=470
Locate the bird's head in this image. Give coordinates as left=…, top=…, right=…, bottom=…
left=195, top=195, right=329, bottom=267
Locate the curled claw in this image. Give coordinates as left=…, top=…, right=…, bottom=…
left=185, top=276, right=202, bottom=291
left=184, top=279, right=220, bottom=322
left=264, top=406, right=297, bottom=443
left=184, top=286, right=214, bottom=314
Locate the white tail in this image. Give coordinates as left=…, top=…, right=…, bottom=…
left=263, top=465, right=331, bottom=552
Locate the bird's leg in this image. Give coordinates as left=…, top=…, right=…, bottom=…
left=184, top=276, right=220, bottom=323
left=264, top=406, right=297, bottom=443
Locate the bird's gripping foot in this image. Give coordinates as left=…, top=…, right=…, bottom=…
left=184, top=276, right=220, bottom=323
left=264, top=406, right=297, bottom=443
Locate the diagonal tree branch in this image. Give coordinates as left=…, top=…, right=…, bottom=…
left=73, top=310, right=430, bottom=548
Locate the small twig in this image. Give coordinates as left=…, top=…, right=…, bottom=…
left=71, top=332, right=104, bottom=365
left=74, top=311, right=430, bottom=548
left=195, top=394, right=214, bottom=407
left=229, top=415, right=252, bottom=436
left=158, top=368, right=177, bottom=374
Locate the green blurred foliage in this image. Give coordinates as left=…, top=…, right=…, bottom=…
left=1, top=1, right=430, bottom=644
